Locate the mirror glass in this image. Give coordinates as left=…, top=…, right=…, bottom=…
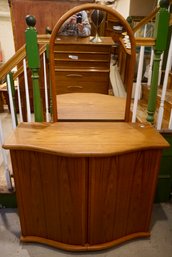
left=51, top=6, right=134, bottom=121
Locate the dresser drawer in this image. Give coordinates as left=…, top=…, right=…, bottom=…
left=54, top=52, right=110, bottom=61
left=55, top=44, right=112, bottom=53
left=53, top=37, right=113, bottom=96
left=55, top=81, right=109, bottom=94
left=55, top=70, right=109, bottom=82
left=55, top=60, right=110, bottom=69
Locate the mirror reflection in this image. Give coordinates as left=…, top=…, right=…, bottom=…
left=51, top=7, right=134, bottom=121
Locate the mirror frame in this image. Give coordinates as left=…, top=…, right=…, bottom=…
left=49, top=3, right=136, bottom=122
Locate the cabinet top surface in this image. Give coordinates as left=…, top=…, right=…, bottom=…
left=55, top=36, right=114, bottom=46
left=57, top=93, right=126, bottom=121
left=3, top=122, right=169, bottom=156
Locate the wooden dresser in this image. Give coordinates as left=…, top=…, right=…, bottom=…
left=54, top=36, right=114, bottom=94
left=3, top=122, right=169, bottom=251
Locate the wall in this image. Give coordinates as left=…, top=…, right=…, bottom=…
left=0, top=0, right=157, bottom=62
left=97, top=0, right=130, bottom=19
left=0, top=0, right=131, bottom=62
left=129, top=0, right=157, bottom=17
left=115, top=0, right=130, bottom=19
left=0, top=0, right=15, bottom=62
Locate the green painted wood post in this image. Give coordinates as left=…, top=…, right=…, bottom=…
left=147, top=0, right=170, bottom=124
left=25, top=15, right=43, bottom=122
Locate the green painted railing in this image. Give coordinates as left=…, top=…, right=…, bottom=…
left=147, top=0, right=170, bottom=124
left=25, top=15, right=43, bottom=122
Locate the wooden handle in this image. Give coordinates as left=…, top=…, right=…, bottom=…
left=67, top=86, right=83, bottom=89
left=66, top=74, right=83, bottom=77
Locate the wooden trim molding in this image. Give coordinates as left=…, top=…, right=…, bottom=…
left=135, top=37, right=155, bottom=46
left=0, top=45, right=26, bottom=81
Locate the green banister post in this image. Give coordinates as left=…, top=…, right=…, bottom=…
left=25, top=15, right=43, bottom=122
left=147, top=0, right=170, bottom=124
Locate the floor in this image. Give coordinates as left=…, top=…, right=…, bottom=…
left=0, top=202, right=172, bottom=257
left=0, top=107, right=14, bottom=192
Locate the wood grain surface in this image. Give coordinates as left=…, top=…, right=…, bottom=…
left=3, top=122, right=169, bottom=156
left=4, top=121, right=169, bottom=251
left=57, top=93, right=126, bottom=121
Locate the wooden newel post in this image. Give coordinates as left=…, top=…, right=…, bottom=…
left=25, top=15, right=43, bottom=122
left=147, top=0, right=170, bottom=124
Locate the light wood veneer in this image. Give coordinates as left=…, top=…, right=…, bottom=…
left=3, top=122, right=169, bottom=251
left=57, top=93, right=126, bottom=121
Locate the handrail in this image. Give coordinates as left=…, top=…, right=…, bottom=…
left=0, top=45, right=26, bottom=81
left=133, top=7, right=160, bottom=33
left=13, top=44, right=47, bottom=80
left=37, top=34, right=51, bottom=44
left=0, top=38, right=49, bottom=81
left=135, top=37, right=155, bottom=46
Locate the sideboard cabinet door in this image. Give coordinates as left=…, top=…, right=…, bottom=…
left=88, top=150, right=162, bottom=246
left=11, top=150, right=88, bottom=246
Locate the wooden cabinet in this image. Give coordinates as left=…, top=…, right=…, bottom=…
left=3, top=122, right=169, bottom=251
left=54, top=36, right=113, bottom=94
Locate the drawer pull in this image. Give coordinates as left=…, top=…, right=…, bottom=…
left=67, top=86, right=83, bottom=89
left=66, top=74, right=83, bottom=77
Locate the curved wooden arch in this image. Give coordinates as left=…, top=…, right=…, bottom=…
left=49, top=3, right=136, bottom=122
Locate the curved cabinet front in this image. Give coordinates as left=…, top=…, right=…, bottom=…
left=4, top=122, right=169, bottom=251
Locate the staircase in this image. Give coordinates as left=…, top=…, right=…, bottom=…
left=136, top=83, right=172, bottom=129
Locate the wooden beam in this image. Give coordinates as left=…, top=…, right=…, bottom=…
left=135, top=37, right=155, bottom=46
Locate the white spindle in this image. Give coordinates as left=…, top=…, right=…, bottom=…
left=17, top=78, right=23, bottom=123
left=158, top=52, right=164, bottom=86
left=43, top=52, right=50, bottom=122
left=157, top=34, right=172, bottom=130
left=132, top=25, right=147, bottom=122
left=6, top=74, right=17, bottom=129
left=132, top=46, right=145, bottom=122
left=147, top=48, right=154, bottom=86
left=23, top=58, right=32, bottom=122
left=0, top=119, right=13, bottom=190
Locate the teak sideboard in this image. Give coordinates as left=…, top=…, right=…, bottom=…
left=3, top=122, right=169, bottom=251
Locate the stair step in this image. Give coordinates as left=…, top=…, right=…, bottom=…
left=142, top=85, right=172, bottom=120
left=134, top=85, right=172, bottom=129
left=160, top=70, right=172, bottom=90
